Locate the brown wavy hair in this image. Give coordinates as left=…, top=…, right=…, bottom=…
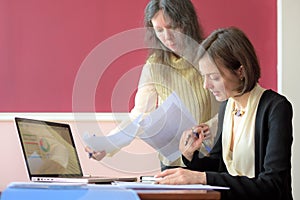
left=144, top=0, right=204, bottom=65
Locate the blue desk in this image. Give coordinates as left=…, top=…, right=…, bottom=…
left=0, top=183, right=221, bottom=200
left=1, top=186, right=139, bottom=200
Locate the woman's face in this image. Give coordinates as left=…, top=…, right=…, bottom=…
left=199, top=54, right=240, bottom=101
left=151, top=10, right=184, bottom=53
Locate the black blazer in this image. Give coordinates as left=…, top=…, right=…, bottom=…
left=183, top=90, right=293, bottom=200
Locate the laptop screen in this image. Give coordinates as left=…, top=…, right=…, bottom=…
left=15, top=117, right=83, bottom=178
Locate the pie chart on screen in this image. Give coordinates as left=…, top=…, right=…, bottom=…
left=39, top=137, right=50, bottom=152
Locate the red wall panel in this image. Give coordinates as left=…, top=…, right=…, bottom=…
left=0, top=0, right=277, bottom=112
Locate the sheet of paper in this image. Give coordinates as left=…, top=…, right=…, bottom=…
left=113, top=181, right=229, bottom=190
left=139, top=92, right=197, bottom=162
left=7, top=182, right=88, bottom=189
left=83, top=116, right=141, bottom=153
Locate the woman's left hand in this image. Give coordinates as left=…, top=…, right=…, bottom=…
left=155, top=168, right=206, bottom=185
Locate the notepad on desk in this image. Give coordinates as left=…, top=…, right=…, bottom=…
left=113, top=181, right=230, bottom=190
left=7, top=182, right=88, bottom=190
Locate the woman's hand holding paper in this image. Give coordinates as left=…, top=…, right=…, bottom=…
left=84, top=146, right=106, bottom=161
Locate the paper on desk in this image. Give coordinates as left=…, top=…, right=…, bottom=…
left=7, top=182, right=136, bottom=191
left=138, top=92, right=197, bottom=162
left=113, top=181, right=229, bottom=190
left=83, top=116, right=141, bottom=153
left=7, top=182, right=88, bottom=189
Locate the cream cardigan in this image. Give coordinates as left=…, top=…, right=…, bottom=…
left=108, top=54, right=219, bottom=167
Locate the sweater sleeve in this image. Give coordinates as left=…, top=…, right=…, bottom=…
left=105, top=63, right=158, bottom=156
left=128, top=62, right=158, bottom=120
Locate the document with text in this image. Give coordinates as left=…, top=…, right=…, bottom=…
left=138, top=92, right=197, bottom=162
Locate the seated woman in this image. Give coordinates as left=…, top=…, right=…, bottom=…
left=155, top=27, right=293, bottom=200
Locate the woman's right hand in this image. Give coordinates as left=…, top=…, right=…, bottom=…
left=179, top=124, right=209, bottom=161
left=84, top=146, right=106, bottom=161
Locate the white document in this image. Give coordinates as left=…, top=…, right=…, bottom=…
left=7, top=182, right=88, bottom=189
left=113, top=181, right=229, bottom=190
left=139, top=92, right=197, bottom=162
left=83, top=116, right=141, bottom=153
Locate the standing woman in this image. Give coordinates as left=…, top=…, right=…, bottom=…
left=86, top=0, right=219, bottom=170
left=155, top=27, right=293, bottom=200
left=141, top=0, right=218, bottom=170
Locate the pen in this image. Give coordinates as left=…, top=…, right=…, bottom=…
left=88, top=152, right=93, bottom=159
left=192, top=131, right=199, bottom=138
left=203, top=141, right=212, bottom=153
left=88, top=134, right=96, bottom=158
left=184, top=134, right=191, bottom=146
left=192, top=130, right=211, bottom=153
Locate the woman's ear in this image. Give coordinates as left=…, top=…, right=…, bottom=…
left=238, top=65, right=244, bottom=80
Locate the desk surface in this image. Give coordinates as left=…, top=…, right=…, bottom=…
left=137, top=190, right=220, bottom=200
left=0, top=189, right=221, bottom=200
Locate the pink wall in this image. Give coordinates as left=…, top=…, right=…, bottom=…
left=0, top=0, right=277, bottom=112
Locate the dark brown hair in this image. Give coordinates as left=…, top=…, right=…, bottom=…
left=199, top=27, right=261, bottom=95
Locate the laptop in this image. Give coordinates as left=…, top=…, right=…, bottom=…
left=15, top=117, right=137, bottom=184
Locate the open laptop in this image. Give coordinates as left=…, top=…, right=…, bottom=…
left=15, top=117, right=137, bottom=184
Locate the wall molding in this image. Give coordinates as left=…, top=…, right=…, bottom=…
left=0, top=113, right=129, bottom=122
